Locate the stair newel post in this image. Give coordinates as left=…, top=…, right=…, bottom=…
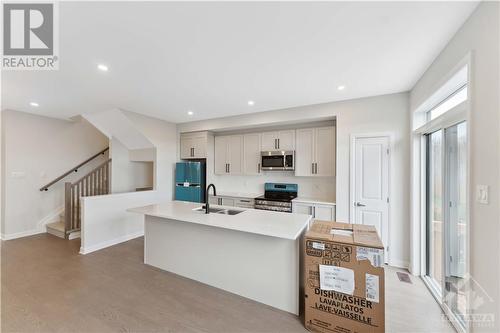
left=64, top=182, right=72, bottom=239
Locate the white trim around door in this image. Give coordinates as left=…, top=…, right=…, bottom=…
left=350, top=133, right=393, bottom=264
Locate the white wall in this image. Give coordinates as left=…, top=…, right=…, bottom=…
left=110, top=138, right=153, bottom=193
left=178, top=92, right=410, bottom=267
left=123, top=111, right=177, bottom=198
left=80, top=112, right=177, bottom=253
left=410, top=3, right=499, bottom=331
left=80, top=190, right=167, bottom=254
left=1, top=110, right=108, bottom=239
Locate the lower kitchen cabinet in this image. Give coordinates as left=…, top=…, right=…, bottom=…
left=209, top=195, right=254, bottom=208
left=292, top=200, right=336, bottom=221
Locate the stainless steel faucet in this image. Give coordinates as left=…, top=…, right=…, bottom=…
left=205, top=184, right=217, bottom=214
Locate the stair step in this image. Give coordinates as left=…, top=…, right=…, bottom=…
left=46, top=221, right=65, bottom=239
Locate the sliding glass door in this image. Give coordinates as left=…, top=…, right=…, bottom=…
left=425, top=122, right=467, bottom=329
left=426, top=129, right=444, bottom=294
left=444, top=122, right=467, bottom=326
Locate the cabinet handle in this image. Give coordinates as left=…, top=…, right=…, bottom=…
left=192, top=147, right=195, bottom=157
left=278, top=138, right=280, bottom=149
left=312, top=163, right=314, bottom=174
left=240, top=200, right=250, bottom=203
left=258, top=163, right=261, bottom=173
left=315, top=163, right=318, bottom=174
left=228, top=163, right=230, bottom=173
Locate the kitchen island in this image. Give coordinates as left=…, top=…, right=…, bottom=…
left=128, top=200, right=311, bottom=315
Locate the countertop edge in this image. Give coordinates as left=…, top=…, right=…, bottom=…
left=128, top=206, right=310, bottom=241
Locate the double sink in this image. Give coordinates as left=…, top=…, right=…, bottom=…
left=193, top=207, right=244, bottom=216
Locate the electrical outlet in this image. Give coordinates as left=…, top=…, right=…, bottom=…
left=476, top=185, right=489, bottom=204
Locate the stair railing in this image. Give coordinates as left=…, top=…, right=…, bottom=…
left=64, top=158, right=112, bottom=237
left=39, top=147, right=109, bottom=191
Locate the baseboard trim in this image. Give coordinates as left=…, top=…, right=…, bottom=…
left=79, top=231, right=144, bottom=255
left=1, top=207, right=66, bottom=241
left=1, top=228, right=45, bottom=241
left=389, top=259, right=410, bottom=269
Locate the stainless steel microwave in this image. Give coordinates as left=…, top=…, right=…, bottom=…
left=261, top=151, right=295, bottom=171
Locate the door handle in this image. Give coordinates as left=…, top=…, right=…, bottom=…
left=355, top=202, right=366, bottom=207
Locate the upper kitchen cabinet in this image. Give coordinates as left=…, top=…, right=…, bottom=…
left=295, top=126, right=335, bottom=177
left=243, top=133, right=262, bottom=175
left=261, top=130, right=295, bottom=151
left=214, top=135, right=244, bottom=175
left=180, top=131, right=209, bottom=159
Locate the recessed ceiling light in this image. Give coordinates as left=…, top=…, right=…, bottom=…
left=337, top=85, right=345, bottom=91
left=247, top=100, right=255, bottom=106
left=97, top=64, right=109, bottom=72
left=187, top=111, right=194, bottom=116
left=29, top=102, right=39, bottom=107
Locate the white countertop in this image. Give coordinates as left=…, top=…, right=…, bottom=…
left=128, top=200, right=310, bottom=240
left=292, top=197, right=336, bottom=205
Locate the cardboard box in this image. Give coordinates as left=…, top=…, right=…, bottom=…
left=304, top=221, right=385, bottom=333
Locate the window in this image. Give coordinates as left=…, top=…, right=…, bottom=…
left=428, top=84, right=468, bottom=121
left=414, top=65, right=469, bottom=130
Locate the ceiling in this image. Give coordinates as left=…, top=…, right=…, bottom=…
left=1, top=1, right=478, bottom=123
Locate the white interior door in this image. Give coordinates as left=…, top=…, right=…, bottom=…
left=353, top=136, right=389, bottom=251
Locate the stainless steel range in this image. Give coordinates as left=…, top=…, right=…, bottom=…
left=254, top=183, right=298, bottom=213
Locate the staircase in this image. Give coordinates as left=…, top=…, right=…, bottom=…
left=40, top=148, right=111, bottom=239
left=46, top=219, right=65, bottom=238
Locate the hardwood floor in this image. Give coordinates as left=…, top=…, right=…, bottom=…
left=1, top=234, right=454, bottom=333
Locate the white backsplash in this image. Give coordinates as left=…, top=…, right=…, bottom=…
left=209, top=173, right=335, bottom=201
